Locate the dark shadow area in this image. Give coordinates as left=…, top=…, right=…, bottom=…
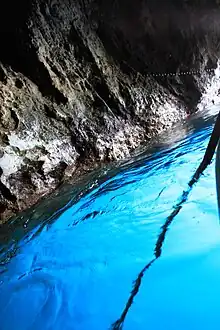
left=96, top=0, right=220, bottom=108
left=0, top=0, right=67, bottom=104
left=1, top=0, right=220, bottom=109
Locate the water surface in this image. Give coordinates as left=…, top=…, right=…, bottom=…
left=0, top=105, right=220, bottom=330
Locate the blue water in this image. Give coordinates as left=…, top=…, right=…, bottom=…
left=0, top=106, right=220, bottom=330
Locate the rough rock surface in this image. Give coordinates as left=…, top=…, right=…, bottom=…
left=0, top=0, right=220, bottom=222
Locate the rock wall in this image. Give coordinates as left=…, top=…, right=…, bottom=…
left=0, top=0, right=220, bottom=222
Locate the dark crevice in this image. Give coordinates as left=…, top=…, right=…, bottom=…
left=0, top=203, right=7, bottom=214
left=46, top=58, right=63, bottom=79
left=0, top=134, right=10, bottom=146
left=36, top=161, right=46, bottom=178
left=26, top=160, right=46, bottom=178
left=0, top=66, right=7, bottom=84
left=10, top=109, right=19, bottom=130
left=19, top=161, right=46, bottom=182
left=0, top=182, right=17, bottom=203
left=118, top=82, right=135, bottom=116
left=44, top=104, right=58, bottom=120
left=0, top=168, right=17, bottom=203
left=70, top=132, right=87, bottom=159
left=68, top=24, right=92, bottom=62
left=49, top=161, right=68, bottom=182
left=15, top=78, right=24, bottom=89
left=71, top=131, right=99, bottom=161
left=21, top=171, right=34, bottom=187
left=89, top=69, right=124, bottom=117
left=69, top=121, right=100, bottom=161
left=111, top=111, right=220, bottom=329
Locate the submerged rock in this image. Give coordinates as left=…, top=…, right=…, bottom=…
left=0, top=0, right=220, bottom=222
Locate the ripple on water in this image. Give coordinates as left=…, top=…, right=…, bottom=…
left=0, top=271, right=63, bottom=330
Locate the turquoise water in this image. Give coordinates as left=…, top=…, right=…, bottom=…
left=0, top=106, right=220, bottom=330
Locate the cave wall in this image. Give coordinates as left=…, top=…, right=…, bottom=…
left=0, top=0, right=220, bottom=222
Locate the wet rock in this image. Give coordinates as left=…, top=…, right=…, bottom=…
left=0, top=0, right=220, bottom=222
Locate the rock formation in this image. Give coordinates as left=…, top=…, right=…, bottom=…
left=0, top=0, right=220, bottom=222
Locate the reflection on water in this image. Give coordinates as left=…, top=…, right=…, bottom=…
left=0, top=105, right=220, bottom=330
